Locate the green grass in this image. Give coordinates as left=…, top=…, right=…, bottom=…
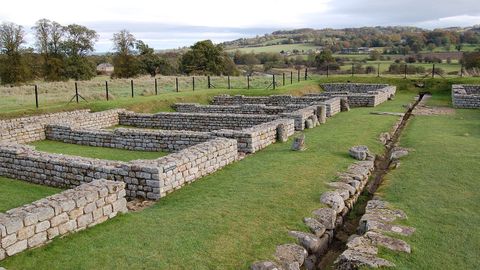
left=376, top=108, right=480, bottom=269
left=0, top=92, right=413, bottom=270
left=0, top=177, right=61, bottom=212
left=30, top=140, right=168, bottom=162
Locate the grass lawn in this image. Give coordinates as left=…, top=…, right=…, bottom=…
left=376, top=107, right=480, bottom=269
left=0, top=92, right=414, bottom=269
left=30, top=140, right=168, bottom=162
left=0, top=177, right=61, bottom=213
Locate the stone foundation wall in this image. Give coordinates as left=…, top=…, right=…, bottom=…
left=211, top=119, right=295, bottom=153
left=452, top=84, right=480, bottom=109
left=321, top=83, right=389, bottom=93
left=173, top=103, right=286, bottom=115
left=118, top=111, right=278, bottom=132
left=0, top=138, right=238, bottom=200
left=0, top=180, right=127, bottom=261
left=46, top=125, right=213, bottom=152
left=309, top=84, right=396, bottom=107
left=0, top=109, right=122, bottom=144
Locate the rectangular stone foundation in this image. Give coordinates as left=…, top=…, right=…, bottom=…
left=0, top=180, right=127, bottom=261
left=452, top=84, right=480, bottom=109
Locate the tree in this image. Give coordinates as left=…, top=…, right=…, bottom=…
left=314, top=49, right=336, bottom=70
left=112, top=30, right=140, bottom=78
left=136, top=40, right=163, bottom=77
left=180, top=40, right=238, bottom=75
left=32, top=19, right=65, bottom=81
left=369, top=50, right=381, bottom=61
left=0, top=22, right=31, bottom=84
left=463, top=52, right=480, bottom=69
left=61, top=24, right=98, bottom=80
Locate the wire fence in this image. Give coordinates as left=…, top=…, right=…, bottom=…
left=0, top=63, right=476, bottom=112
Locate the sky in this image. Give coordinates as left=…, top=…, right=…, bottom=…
left=1, top=0, right=480, bottom=52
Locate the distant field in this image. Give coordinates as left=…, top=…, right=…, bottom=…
left=227, top=43, right=321, bottom=53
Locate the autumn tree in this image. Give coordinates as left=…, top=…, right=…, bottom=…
left=180, top=40, right=238, bottom=75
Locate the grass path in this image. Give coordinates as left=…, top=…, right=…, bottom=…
left=0, top=93, right=413, bottom=270
left=377, top=108, right=480, bottom=269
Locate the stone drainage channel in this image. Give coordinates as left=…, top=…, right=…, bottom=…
left=318, top=93, right=425, bottom=269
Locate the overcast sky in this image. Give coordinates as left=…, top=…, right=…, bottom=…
left=1, top=0, right=480, bottom=52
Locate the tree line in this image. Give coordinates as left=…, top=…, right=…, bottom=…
left=0, top=19, right=238, bottom=85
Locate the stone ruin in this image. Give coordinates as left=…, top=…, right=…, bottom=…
left=0, top=83, right=396, bottom=261
left=452, top=84, right=480, bottom=109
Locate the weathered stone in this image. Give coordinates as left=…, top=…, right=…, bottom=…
left=5, top=240, right=27, bottom=256
left=28, top=232, right=47, bottom=248
left=390, top=147, right=409, bottom=160
left=303, top=217, right=326, bottom=237
left=346, top=236, right=378, bottom=255
left=348, top=145, right=370, bottom=161
left=288, top=231, right=321, bottom=253
left=334, top=249, right=395, bottom=269
left=312, top=208, right=336, bottom=229
left=304, top=255, right=317, bottom=270
left=363, top=220, right=416, bottom=236
left=327, top=182, right=356, bottom=196
left=251, top=261, right=282, bottom=270
left=320, top=191, right=345, bottom=214
left=317, top=105, right=327, bottom=124
left=340, top=98, right=350, bottom=112
left=291, top=134, right=306, bottom=151
left=274, top=244, right=307, bottom=267
left=305, top=119, right=314, bottom=129
left=365, top=232, right=411, bottom=253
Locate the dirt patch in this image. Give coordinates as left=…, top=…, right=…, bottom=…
left=413, top=94, right=455, bottom=116
left=127, top=198, right=156, bottom=212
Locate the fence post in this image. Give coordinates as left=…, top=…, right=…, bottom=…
left=176, top=77, right=179, bottom=92
left=75, top=82, right=79, bottom=103
left=283, top=73, right=285, bottom=86
left=154, top=78, right=158, bottom=95
left=460, top=64, right=464, bottom=78
left=377, top=63, right=380, bottom=77
left=304, top=68, right=308, bottom=80
left=297, top=69, right=300, bottom=82
left=290, top=71, right=293, bottom=84
left=105, top=81, right=109, bottom=101
left=192, top=77, right=195, bottom=91
left=131, top=80, right=134, bottom=97
left=208, top=76, right=211, bottom=89
left=273, top=74, right=276, bottom=90
left=34, top=85, right=39, bottom=108
left=327, top=65, right=329, bottom=77
left=351, top=63, right=354, bottom=77
left=228, top=75, right=231, bottom=89
left=432, top=64, right=435, bottom=78
left=404, top=64, right=407, bottom=79
left=247, top=75, right=250, bottom=89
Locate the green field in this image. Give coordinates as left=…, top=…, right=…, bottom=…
left=377, top=106, right=480, bottom=269
left=227, top=43, right=321, bottom=53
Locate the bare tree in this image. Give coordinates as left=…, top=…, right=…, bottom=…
left=0, top=22, right=25, bottom=54
left=113, top=30, right=136, bottom=55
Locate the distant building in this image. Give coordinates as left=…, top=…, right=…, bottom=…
left=340, top=47, right=373, bottom=54
left=96, top=63, right=114, bottom=75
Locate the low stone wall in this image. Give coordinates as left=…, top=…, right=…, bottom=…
left=309, top=84, right=396, bottom=107
left=210, top=94, right=341, bottom=118
left=321, top=83, right=389, bottom=93
left=173, top=103, right=286, bottom=115
left=0, top=180, right=127, bottom=261
left=0, top=109, right=123, bottom=144
left=46, top=118, right=294, bottom=154
left=452, top=84, right=480, bottom=109
left=212, top=119, right=295, bottom=153
left=46, top=125, right=213, bottom=152
left=0, top=138, right=238, bottom=200
left=118, top=111, right=278, bottom=132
